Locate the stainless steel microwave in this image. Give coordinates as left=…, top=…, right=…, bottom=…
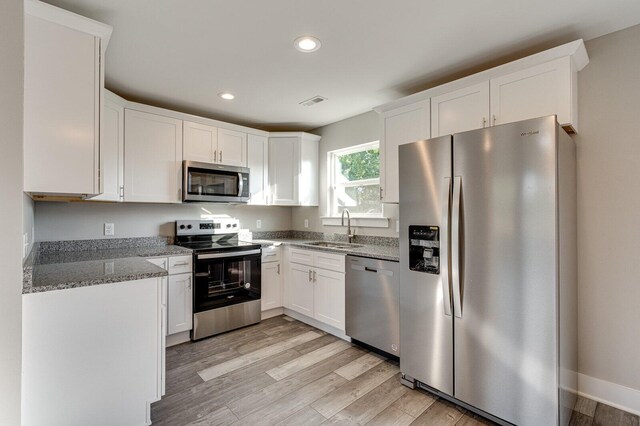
left=182, top=161, right=250, bottom=203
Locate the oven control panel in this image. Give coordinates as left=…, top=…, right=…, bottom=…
left=176, top=219, right=240, bottom=235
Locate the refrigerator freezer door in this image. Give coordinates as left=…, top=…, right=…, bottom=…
left=399, top=135, right=454, bottom=395
left=452, top=116, right=559, bottom=425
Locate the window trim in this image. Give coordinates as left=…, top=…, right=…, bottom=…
left=325, top=141, right=389, bottom=228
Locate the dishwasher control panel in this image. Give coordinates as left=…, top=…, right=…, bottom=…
left=408, top=225, right=440, bottom=274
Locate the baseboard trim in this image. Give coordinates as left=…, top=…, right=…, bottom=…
left=578, top=373, right=640, bottom=416
left=283, top=308, right=351, bottom=342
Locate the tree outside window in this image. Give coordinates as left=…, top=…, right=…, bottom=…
left=328, top=141, right=382, bottom=217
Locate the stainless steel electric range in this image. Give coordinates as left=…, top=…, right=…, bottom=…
left=174, top=219, right=262, bottom=341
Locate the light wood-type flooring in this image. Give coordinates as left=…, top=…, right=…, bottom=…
left=151, top=315, right=638, bottom=426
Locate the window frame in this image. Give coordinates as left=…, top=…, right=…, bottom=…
left=326, top=140, right=384, bottom=218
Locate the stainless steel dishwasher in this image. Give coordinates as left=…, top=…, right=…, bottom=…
left=346, top=255, right=400, bottom=357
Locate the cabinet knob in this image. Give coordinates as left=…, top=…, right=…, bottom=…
left=492, top=114, right=497, bottom=126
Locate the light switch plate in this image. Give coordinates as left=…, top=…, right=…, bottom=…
left=256, top=219, right=262, bottom=229
left=104, top=223, right=115, bottom=236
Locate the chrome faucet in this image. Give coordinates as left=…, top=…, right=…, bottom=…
left=341, top=209, right=354, bottom=243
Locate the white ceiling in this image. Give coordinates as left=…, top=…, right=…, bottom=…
left=43, top=0, right=640, bottom=131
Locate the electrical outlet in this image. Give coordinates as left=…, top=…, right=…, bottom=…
left=256, top=219, right=262, bottom=229
left=304, top=219, right=309, bottom=228
left=104, top=261, right=115, bottom=275
left=396, top=220, right=399, bottom=233
left=104, top=223, right=115, bottom=236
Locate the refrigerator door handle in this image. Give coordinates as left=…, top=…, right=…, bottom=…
left=451, top=176, right=463, bottom=318
left=441, top=177, right=453, bottom=316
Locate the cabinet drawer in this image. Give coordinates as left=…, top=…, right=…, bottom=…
left=262, top=245, right=282, bottom=263
left=314, top=251, right=345, bottom=273
left=289, top=248, right=314, bottom=266
left=146, top=257, right=168, bottom=271
left=168, top=255, right=192, bottom=275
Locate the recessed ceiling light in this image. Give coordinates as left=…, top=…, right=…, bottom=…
left=294, top=36, right=321, bottom=52
left=218, top=92, right=235, bottom=100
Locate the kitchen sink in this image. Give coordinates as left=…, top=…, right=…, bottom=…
left=304, top=241, right=364, bottom=249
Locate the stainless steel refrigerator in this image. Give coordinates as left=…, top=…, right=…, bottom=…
left=398, top=116, right=577, bottom=426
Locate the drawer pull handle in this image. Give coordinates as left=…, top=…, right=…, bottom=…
left=173, top=262, right=189, bottom=266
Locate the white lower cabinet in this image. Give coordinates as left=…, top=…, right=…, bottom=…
left=167, top=273, right=193, bottom=335
left=147, top=255, right=193, bottom=338
left=262, top=261, right=283, bottom=311
left=314, top=268, right=346, bottom=330
left=285, top=248, right=346, bottom=332
left=288, top=262, right=315, bottom=317
left=22, top=278, right=164, bottom=426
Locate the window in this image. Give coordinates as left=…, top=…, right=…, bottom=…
left=328, top=141, right=382, bottom=217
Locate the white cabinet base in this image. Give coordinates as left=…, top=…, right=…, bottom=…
left=166, top=330, right=191, bottom=347
left=261, top=307, right=285, bottom=320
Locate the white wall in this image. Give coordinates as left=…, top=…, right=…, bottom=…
left=574, top=24, right=640, bottom=408
left=291, top=111, right=400, bottom=237
left=34, top=202, right=292, bottom=241
left=0, top=0, right=24, bottom=423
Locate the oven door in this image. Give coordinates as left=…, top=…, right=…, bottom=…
left=193, top=250, right=261, bottom=313
left=183, top=161, right=250, bottom=203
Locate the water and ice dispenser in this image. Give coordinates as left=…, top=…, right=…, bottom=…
left=408, top=226, right=440, bottom=274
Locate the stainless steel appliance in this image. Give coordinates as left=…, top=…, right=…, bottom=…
left=182, top=161, right=250, bottom=203
left=345, top=256, right=400, bottom=357
left=399, top=116, right=577, bottom=426
left=174, top=219, right=262, bottom=340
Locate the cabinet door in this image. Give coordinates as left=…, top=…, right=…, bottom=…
left=431, top=82, right=490, bottom=137
left=247, top=134, right=269, bottom=205
left=314, top=268, right=346, bottom=331
left=24, top=15, right=100, bottom=195
left=490, top=57, right=572, bottom=127
left=167, top=273, right=193, bottom=335
left=261, top=262, right=283, bottom=311
left=217, top=128, right=247, bottom=167
left=183, top=121, right=217, bottom=163
left=124, top=109, right=183, bottom=203
left=93, top=98, right=124, bottom=201
left=380, top=100, right=430, bottom=203
left=269, top=137, right=300, bottom=205
left=299, top=135, right=319, bottom=206
left=288, top=263, right=314, bottom=317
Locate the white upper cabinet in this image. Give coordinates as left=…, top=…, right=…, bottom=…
left=124, top=109, right=183, bottom=203
left=217, top=128, right=247, bottom=167
left=431, top=82, right=490, bottom=137
left=93, top=92, right=125, bottom=202
left=247, top=134, right=269, bottom=205
left=490, top=56, right=575, bottom=130
left=183, top=121, right=218, bottom=163
left=379, top=100, right=430, bottom=203
left=269, top=133, right=320, bottom=206
left=183, top=122, right=247, bottom=167
left=23, top=2, right=112, bottom=197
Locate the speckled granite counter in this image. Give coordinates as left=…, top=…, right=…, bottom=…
left=249, top=231, right=399, bottom=262
left=23, top=239, right=192, bottom=294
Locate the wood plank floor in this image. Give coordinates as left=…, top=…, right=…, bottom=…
left=151, top=315, right=638, bottom=426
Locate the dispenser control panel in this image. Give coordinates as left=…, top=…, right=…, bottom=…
left=408, top=225, right=440, bottom=274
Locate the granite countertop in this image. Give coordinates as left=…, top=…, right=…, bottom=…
left=23, top=239, right=192, bottom=294
left=251, top=237, right=399, bottom=262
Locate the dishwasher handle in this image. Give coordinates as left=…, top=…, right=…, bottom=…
left=350, top=264, right=394, bottom=277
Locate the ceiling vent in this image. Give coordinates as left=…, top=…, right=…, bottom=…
left=299, top=96, right=327, bottom=107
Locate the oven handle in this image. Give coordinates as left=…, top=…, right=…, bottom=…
left=197, top=249, right=261, bottom=260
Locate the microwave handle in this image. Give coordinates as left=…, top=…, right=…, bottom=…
left=238, top=173, right=244, bottom=196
